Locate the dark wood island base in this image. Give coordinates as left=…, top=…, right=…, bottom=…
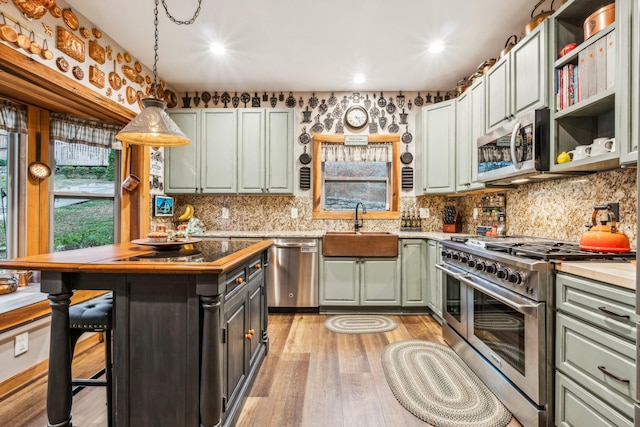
left=0, top=240, right=272, bottom=427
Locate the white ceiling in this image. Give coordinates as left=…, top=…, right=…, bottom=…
left=65, top=0, right=547, bottom=93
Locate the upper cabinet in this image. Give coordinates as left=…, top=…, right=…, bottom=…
left=627, top=0, right=639, bottom=164
left=166, top=108, right=294, bottom=194
left=455, top=77, right=486, bottom=192
left=486, top=21, right=548, bottom=132
left=415, top=99, right=456, bottom=195
left=549, top=0, right=634, bottom=170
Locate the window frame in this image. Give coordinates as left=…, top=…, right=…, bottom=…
left=312, top=134, right=400, bottom=220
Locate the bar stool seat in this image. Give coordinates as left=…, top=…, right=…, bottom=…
left=69, top=292, right=113, bottom=427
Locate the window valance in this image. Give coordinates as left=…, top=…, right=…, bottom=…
left=321, top=142, right=392, bottom=162
left=50, top=113, right=123, bottom=149
left=0, top=99, right=28, bottom=134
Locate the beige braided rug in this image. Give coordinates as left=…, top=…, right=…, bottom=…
left=323, top=315, right=398, bottom=334
left=382, top=340, right=512, bottom=427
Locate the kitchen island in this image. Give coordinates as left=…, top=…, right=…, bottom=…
left=0, top=239, right=272, bottom=427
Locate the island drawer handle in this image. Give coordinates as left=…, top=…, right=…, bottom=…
left=249, top=329, right=255, bottom=335
left=597, top=366, right=630, bottom=383
left=245, top=333, right=252, bottom=340
left=235, top=278, right=244, bottom=284
left=253, top=263, right=261, bottom=269
left=597, top=306, right=630, bottom=319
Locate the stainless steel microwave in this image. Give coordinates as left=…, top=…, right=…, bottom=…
left=477, top=108, right=551, bottom=185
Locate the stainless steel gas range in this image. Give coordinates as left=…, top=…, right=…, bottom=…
left=437, top=236, right=635, bottom=427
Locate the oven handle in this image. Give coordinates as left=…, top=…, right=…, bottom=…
left=510, top=120, right=522, bottom=170
left=436, top=263, right=539, bottom=316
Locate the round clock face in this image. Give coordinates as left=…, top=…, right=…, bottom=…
left=344, top=106, right=369, bottom=129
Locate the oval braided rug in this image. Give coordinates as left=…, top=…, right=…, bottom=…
left=323, top=315, right=397, bottom=334
left=381, top=340, right=512, bottom=427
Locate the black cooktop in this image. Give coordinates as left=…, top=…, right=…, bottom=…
left=119, top=240, right=259, bottom=263
left=450, top=236, right=636, bottom=261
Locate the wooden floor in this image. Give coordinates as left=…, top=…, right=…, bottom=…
left=1, top=313, right=523, bottom=427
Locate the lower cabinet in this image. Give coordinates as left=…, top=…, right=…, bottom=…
left=426, top=240, right=442, bottom=321
left=555, top=272, right=637, bottom=427
left=320, top=256, right=400, bottom=306
left=222, top=257, right=266, bottom=426
left=401, top=239, right=428, bottom=307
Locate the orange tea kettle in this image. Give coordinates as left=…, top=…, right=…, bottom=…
left=579, top=205, right=631, bottom=252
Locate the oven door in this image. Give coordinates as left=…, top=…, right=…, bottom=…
left=459, top=273, right=547, bottom=406
left=436, top=263, right=469, bottom=339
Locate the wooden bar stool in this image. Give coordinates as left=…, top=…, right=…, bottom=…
left=68, top=292, right=113, bottom=427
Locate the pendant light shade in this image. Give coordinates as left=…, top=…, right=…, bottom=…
left=116, top=97, right=190, bottom=146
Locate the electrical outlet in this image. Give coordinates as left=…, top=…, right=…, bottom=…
left=221, top=207, right=229, bottom=219
left=473, top=208, right=479, bottom=219
left=14, top=332, right=28, bottom=356
left=420, top=208, right=429, bottom=218
left=291, top=208, right=298, bottom=219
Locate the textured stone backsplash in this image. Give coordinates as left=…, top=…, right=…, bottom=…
left=170, top=167, right=637, bottom=249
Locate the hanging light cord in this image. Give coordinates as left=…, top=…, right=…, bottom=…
left=152, top=0, right=203, bottom=92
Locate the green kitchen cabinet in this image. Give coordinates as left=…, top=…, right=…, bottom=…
left=426, top=240, right=442, bottom=321
left=485, top=20, right=548, bottom=132
left=165, top=109, right=200, bottom=193
left=622, top=0, right=639, bottom=164
left=455, top=77, right=486, bottom=192
left=238, top=109, right=294, bottom=194
left=320, top=255, right=400, bottom=307
left=415, top=99, right=456, bottom=195
left=401, top=239, right=428, bottom=307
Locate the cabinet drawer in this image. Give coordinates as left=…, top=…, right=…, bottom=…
left=556, top=313, right=636, bottom=416
left=225, top=266, right=247, bottom=297
left=556, top=272, right=637, bottom=342
left=247, top=256, right=264, bottom=281
left=556, top=372, right=634, bottom=427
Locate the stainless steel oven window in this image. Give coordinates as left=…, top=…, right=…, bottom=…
left=446, top=274, right=463, bottom=323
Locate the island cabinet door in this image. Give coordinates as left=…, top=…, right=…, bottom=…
left=247, top=278, right=264, bottom=367
left=223, top=295, right=248, bottom=413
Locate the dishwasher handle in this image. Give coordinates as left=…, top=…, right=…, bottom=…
left=271, top=239, right=318, bottom=248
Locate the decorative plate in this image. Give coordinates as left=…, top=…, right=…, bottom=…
left=132, top=238, right=202, bottom=251
left=92, top=28, right=102, bottom=39
left=79, top=27, right=90, bottom=39
left=62, top=8, right=79, bottom=31
left=72, top=65, right=84, bottom=80
left=126, top=86, right=137, bottom=104
left=123, top=52, right=132, bottom=63
left=56, top=57, right=69, bottom=72
left=49, top=5, right=62, bottom=18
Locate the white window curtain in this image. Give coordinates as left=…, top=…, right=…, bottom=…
left=50, top=113, right=122, bottom=149
left=0, top=99, right=27, bottom=134
left=321, top=143, right=392, bottom=162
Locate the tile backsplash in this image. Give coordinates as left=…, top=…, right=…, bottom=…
left=170, top=167, right=637, bottom=250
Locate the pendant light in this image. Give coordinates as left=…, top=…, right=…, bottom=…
left=116, top=0, right=202, bottom=147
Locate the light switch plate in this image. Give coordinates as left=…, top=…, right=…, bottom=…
left=420, top=208, right=429, bottom=218
left=221, top=207, right=229, bottom=219
left=15, top=332, right=28, bottom=356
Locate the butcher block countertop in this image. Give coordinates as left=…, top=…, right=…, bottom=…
left=0, top=240, right=273, bottom=275
left=555, top=261, right=636, bottom=291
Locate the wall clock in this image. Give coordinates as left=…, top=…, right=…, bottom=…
left=344, top=105, right=369, bottom=130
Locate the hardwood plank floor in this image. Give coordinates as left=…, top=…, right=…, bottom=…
left=1, top=314, right=523, bottom=427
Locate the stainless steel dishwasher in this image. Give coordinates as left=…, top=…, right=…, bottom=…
left=267, top=239, right=318, bottom=308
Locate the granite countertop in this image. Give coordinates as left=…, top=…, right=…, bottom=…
left=555, top=261, right=637, bottom=291
left=196, top=230, right=465, bottom=241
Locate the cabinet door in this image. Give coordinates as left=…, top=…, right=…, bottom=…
left=265, top=109, right=294, bottom=193
left=247, top=280, right=263, bottom=367
left=425, top=100, right=456, bottom=194
left=223, top=297, right=247, bottom=413
left=361, top=258, right=401, bottom=306
left=485, top=56, right=511, bottom=131
left=622, top=0, right=639, bottom=164
left=320, top=258, right=359, bottom=306
left=165, top=110, right=200, bottom=193
left=469, top=78, right=486, bottom=188
left=401, top=239, right=428, bottom=306
left=511, top=21, right=547, bottom=116
left=426, top=240, right=442, bottom=319
left=201, top=110, right=237, bottom=193
left=237, top=110, right=265, bottom=193
left=455, top=91, right=471, bottom=191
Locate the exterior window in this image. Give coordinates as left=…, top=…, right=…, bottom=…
left=51, top=141, right=120, bottom=251
left=0, top=130, right=19, bottom=259
left=323, top=161, right=389, bottom=211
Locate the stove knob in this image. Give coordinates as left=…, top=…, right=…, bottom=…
left=444, top=250, right=453, bottom=259
left=508, top=271, right=523, bottom=285
left=467, top=258, right=477, bottom=268
left=441, top=250, right=448, bottom=258
left=485, top=263, right=497, bottom=274
left=496, top=268, right=509, bottom=280
left=475, top=261, right=486, bottom=271
left=452, top=252, right=460, bottom=261
left=460, top=254, right=469, bottom=263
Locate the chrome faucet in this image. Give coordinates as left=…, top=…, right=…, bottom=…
left=354, top=202, right=366, bottom=232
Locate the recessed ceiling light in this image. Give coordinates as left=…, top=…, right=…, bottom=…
left=428, top=41, right=444, bottom=53
left=353, top=74, right=366, bottom=84
left=210, top=42, right=226, bottom=55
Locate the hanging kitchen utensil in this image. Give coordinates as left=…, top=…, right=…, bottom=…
left=332, top=105, right=343, bottom=119
left=201, top=91, right=212, bottom=107
left=182, top=92, right=192, bottom=108
left=399, top=109, right=408, bottom=125
left=407, top=100, right=413, bottom=110
left=212, top=92, right=220, bottom=105
left=310, top=115, right=324, bottom=134
left=232, top=92, right=240, bottom=108
left=334, top=121, right=344, bottom=134
left=309, top=92, right=319, bottom=109
left=28, top=31, right=42, bottom=55
left=193, top=91, right=201, bottom=107
left=241, top=92, right=251, bottom=107
left=278, top=92, right=285, bottom=102
left=369, top=118, right=378, bottom=134
left=400, top=145, right=413, bottom=164
left=270, top=93, right=277, bottom=108
left=579, top=205, right=631, bottom=252
left=298, top=96, right=304, bottom=108
left=323, top=114, right=334, bottom=131
left=285, top=92, right=296, bottom=108
left=369, top=103, right=379, bottom=119
left=378, top=92, right=386, bottom=107
left=414, top=92, right=424, bottom=107
left=109, top=60, right=122, bottom=91
left=299, top=127, right=311, bottom=144
left=164, top=90, right=178, bottom=108
left=388, top=116, right=399, bottom=133
left=386, top=97, right=396, bottom=115
left=302, top=107, right=312, bottom=123
left=401, top=167, right=413, bottom=190
left=28, top=132, right=51, bottom=180
left=500, top=35, right=519, bottom=58
left=364, top=94, right=372, bottom=109
left=300, top=166, right=311, bottom=190
left=40, top=39, right=53, bottom=60
left=396, top=92, right=405, bottom=109
left=15, top=26, right=31, bottom=51
left=221, top=92, right=231, bottom=108
left=525, top=0, right=555, bottom=35
left=328, top=92, right=337, bottom=107
left=252, top=92, right=261, bottom=107
left=341, top=96, right=349, bottom=110
left=401, top=126, right=413, bottom=143
left=262, top=92, right=269, bottom=102
left=425, top=93, right=433, bottom=104
left=318, top=100, right=328, bottom=115
left=378, top=110, right=387, bottom=129
left=299, top=146, right=312, bottom=165
left=434, top=92, right=443, bottom=103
